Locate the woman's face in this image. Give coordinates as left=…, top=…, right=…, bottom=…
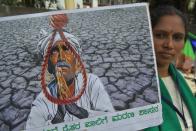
left=153, top=15, right=185, bottom=68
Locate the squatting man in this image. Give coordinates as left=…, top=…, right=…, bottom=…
left=26, top=14, right=114, bottom=129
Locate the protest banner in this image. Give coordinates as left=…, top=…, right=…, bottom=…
left=0, top=3, right=162, bottom=131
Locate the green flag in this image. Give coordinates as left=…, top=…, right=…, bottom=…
left=182, top=32, right=196, bottom=60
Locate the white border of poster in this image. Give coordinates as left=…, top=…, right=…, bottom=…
left=26, top=103, right=162, bottom=131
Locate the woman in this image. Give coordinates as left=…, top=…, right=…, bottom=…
left=145, top=6, right=196, bottom=131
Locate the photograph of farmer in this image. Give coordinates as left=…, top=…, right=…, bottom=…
left=26, top=14, right=114, bottom=129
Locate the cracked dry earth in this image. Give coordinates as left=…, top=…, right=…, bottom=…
left=0, top=6, right=159, bottom=131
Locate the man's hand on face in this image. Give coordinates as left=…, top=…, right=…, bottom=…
left=50, top=41, right=79, bottom=100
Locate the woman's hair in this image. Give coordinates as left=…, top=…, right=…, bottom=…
left=150, top=5, right=188, bottom=36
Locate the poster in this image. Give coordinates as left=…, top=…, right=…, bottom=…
left=0, top=3, right=162, bottom=131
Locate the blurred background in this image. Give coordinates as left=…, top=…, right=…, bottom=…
left=0, top=0, right=195, bottom=33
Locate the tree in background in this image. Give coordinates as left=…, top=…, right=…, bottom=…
left=0, top=0, right=19, bottom=6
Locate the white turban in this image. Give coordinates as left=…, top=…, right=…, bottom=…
left=38, top=29, right=81, bottom=56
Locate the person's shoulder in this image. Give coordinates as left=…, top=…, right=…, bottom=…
left=32, top=91, right=45, bottom=105
left=176, top=69, right=196, bottom=95
left=177, top=69, right=184, bottom=75
left=88, top=73, right=99, bottom=78
left=77, top=73, right=99, bottom=80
